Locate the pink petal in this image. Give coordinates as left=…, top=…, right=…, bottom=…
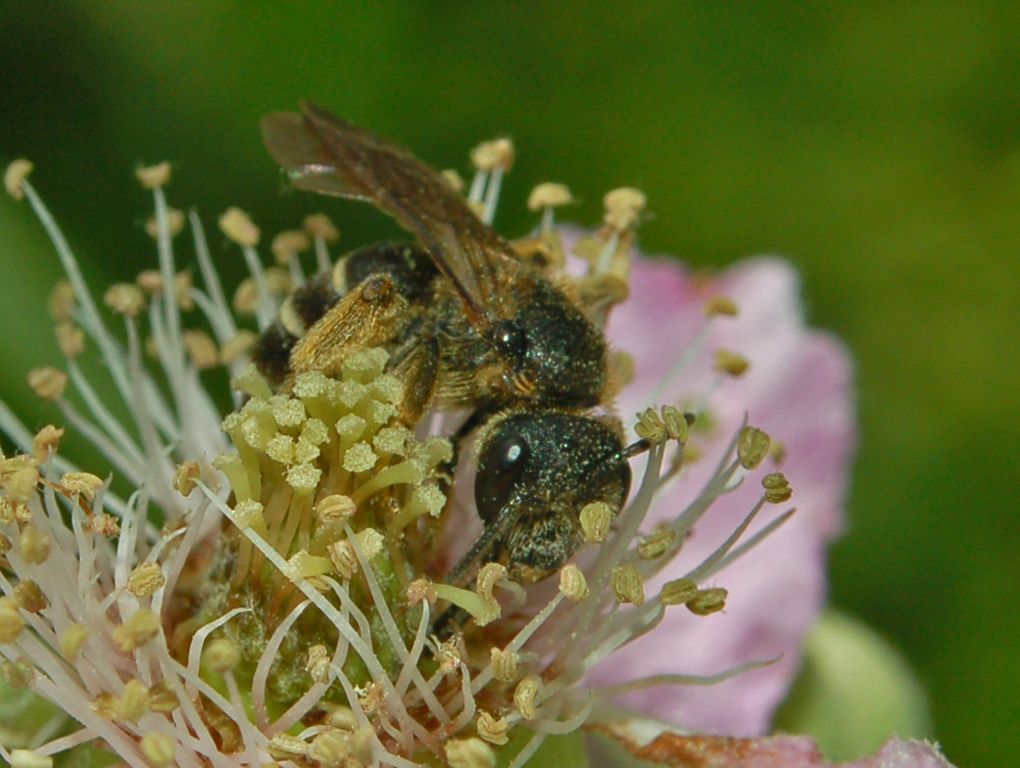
left=592, top=254, right=856, bottom=735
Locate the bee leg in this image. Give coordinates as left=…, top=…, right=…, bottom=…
left=282, top=273, right=408, bottom=389
left=388, top=333, right=440, bottom=424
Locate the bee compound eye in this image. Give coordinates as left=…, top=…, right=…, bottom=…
left=475, top=432, right=531, bottom=526
left=491, top=320, right=527, bottom=363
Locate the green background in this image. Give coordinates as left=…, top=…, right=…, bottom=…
left=2, top=3, right=1018, bottom=766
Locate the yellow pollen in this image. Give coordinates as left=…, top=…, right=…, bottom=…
left=32, top=425, right=63, bottom=462
left=306, top=644, right=331, bottom=683
left=128, top=562, right=166, bottom=597
left=4, top=159, right=34, bottom=200
left=86, top=513, right=120, bottom=537
left=112, top=608, right=160, bottom=652
left=634, top=407, right=668, bottom=444
left=661, top=405, right=691, bottom=443
left=27, top=367, right=67, bottom=401
left=145, top=208, right=185, bottom=239
left=219, top=206, right=261, bottom=247
left=232, top=278, right=258, bottom=315
left=343, top=441, right=378, bottom=473
left=328, top=540, right=359, bottom=580
left=135, top=161, right=172, bottom=189
left=406, top=578, right=437, bottom=606
left=316, top=494, right=356, bottom=523
left=611, top=564, right=645, bottom=605
left=136, top=270, right=164, bottom=294
left=304, top=213, right=341, bottom=242
left=603, top=187, right=647, bottom=231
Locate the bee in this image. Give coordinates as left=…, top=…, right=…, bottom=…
left=259, top=101, right=637, bottom=591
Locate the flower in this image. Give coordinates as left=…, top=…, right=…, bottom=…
left=0, top=143, right=955, bottom=768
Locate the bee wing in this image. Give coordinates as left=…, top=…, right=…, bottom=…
left=261, top=101, right=519, bottom=330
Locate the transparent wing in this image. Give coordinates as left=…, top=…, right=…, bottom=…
left=261, top=101, right=520, bottom=328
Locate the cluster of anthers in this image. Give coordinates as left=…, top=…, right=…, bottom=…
left=0, top=147, right=792, bottom=768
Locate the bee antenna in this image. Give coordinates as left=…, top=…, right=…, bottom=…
left=618, top=438, right=651, bottom=461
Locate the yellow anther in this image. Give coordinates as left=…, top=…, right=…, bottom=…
left=4, top=159, right=34, bottom=200
left=580, top=500, right=613, bottom=543
left=271, top=229, right=311, bottom=264
left=309, top=728, right=351, bottom=766
left=514, top=675, right=542, bottom=720
left=441, top=169, right=465, bottom=193
left=634, top=406, right=667, bottom=444
left=61, top=471, right=104, bottom=501
left=183, top=329, right=219, bottom=370
left=489, top=646, right=519, bottom=683
left=112, top=608, right=160, bottom=652
left=661, top=405, right=692, bottom=443
left=342, top=441, right=378, bottom=473
left=476, top=710, right=510, bottom=746
left=115, top=679, right=150, bottom=722
left=0, top=598, right=26, bottom=643
left=136, top=270, right=164, bottom=294
left=203, top=637, right=241, bottom=673
left=60, top=623, right=88, bottom=661
left=87, top=513, right=120, bottom=537
left=10, top=750, right=52, bottom=768
left=660, top=577, right=699, bottom=606
left=435, top=635, right=462, bottom=676
left=18, top=524, right=50, bottom=565
left=446, top=737, right=496, bottom=768
left=306, top=644, right=331, bottom=684
left=146, top=682, right=179, bottom=713
left=705, top=295, right=739, bottom=317
left=3, top=461, right=39, bottom=503
left=611, top=564, right=645, bottom=605
left=476, top=563, right=507, bottom=604
left=145, top=207, right=185, bottom=239
left=527, top=182, right=574, bottom=211
left=638, top=529, right=677, bottom=560
left=559, top=564, right=589, bottom=602
left=269, top=733, right=309, bottom=760
left=139, top=732, right=175, bottom=767
left=714, top=349, right=750, bottom=377
left=406, top=578, right=437, bottom=606
left=128, top=562, right=166, bottom=598
left=1, top=657, right=34, bottom=689
left=173, top=460, right=200, bottom=497
left=55, top=321, right=85, bottom=357
left=48, top=280, right=76, bottom=321
left=470, top=138, right=515, bottom=171
left=304, top=213, right=340, bottom=242
left=13, top=579, right=48, bottom=613
left=738, top=426, right=772, bottom=470
left=219, top=330, right=257, bottom=364
left=135, top=161, right=172, bottom=189
left=687, top=587, right=728, bottom=616
left=27, top=367, right=67, bottom=400
left=219, top=206, right=260, bottom=247
left=603, top=187, right=646, bottom=230
left=328, top=540, right=359, bottom=580
left=762, top=472, right=793, bottom=503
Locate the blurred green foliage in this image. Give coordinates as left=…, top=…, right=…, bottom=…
left=2, top=3, right=1018, bottom=765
